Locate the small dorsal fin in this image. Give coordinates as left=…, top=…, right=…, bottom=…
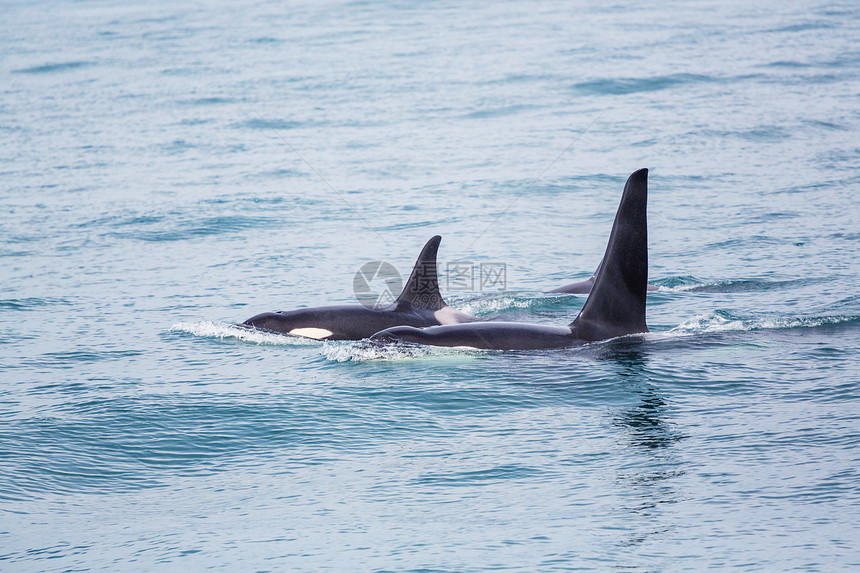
left=590, top=259, right=602, bottom=280
left=571, top=169, right=649, bottom=339
left=547, top=259, right=603, bottom=294
left=395, top=235, right=446, bottom=311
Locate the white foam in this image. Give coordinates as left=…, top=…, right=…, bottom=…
left=669, top=313, right=746, bottom=334
left=666, top=313, right=854, bottom=336
left=321, top=340, right=487, bottom=362
left=457, top=295, right=547, bottom=316
left=662, top=283, right=707, bottom=292
left=169, top=321, right=320, bottom=346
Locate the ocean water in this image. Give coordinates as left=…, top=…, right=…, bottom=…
left=2, top=0, right=859, bottom=570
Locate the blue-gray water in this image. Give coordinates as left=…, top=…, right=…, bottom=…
left=2, top=0, right=860, bottom=570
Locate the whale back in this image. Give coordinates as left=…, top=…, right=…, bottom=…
left=570, top=168, right=649, bottom=340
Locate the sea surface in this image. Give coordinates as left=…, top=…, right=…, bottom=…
left=2, top=0, right=860, bottom=571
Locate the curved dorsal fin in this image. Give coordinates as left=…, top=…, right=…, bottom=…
left=395, top=235, right=446, bottom=311
left=547, top=259, right=602, bottom=294
left=571, top=169, right=649, bottom=339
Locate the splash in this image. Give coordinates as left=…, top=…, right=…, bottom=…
left=455, top=292, right=570, bottom=316
left=321, top=340, right=488, bottom=362
left=668, top=312, right=858, bottom=335
left=168, top=321, right=320, bottom=346
left=662, top=276, right=833, bottom=293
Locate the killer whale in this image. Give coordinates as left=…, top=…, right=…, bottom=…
left=370, top=168, right=650, bottom=350
left=549, top=259, right=659, bottom=294
left=549, top=260, right=603, bottom=294
left=241, top=236, right=476, bottom=340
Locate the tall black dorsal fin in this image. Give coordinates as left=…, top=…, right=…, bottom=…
left=395, top=235, right=446, bottom=311
left=571, top=169, right=649, bottom=339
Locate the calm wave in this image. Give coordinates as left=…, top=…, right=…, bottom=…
left=2, top=0, right=859, bottom=571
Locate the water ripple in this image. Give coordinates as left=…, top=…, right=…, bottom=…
left=12, top=61, right=93, bottom=74
left=572, top=73, right=715, bottom=95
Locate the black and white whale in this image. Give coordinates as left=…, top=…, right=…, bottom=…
left=241, top=236, right=476, bottom=340
left=370, top=168, right=651, bottom=350
left=548, top=260, right=604, bottom=294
